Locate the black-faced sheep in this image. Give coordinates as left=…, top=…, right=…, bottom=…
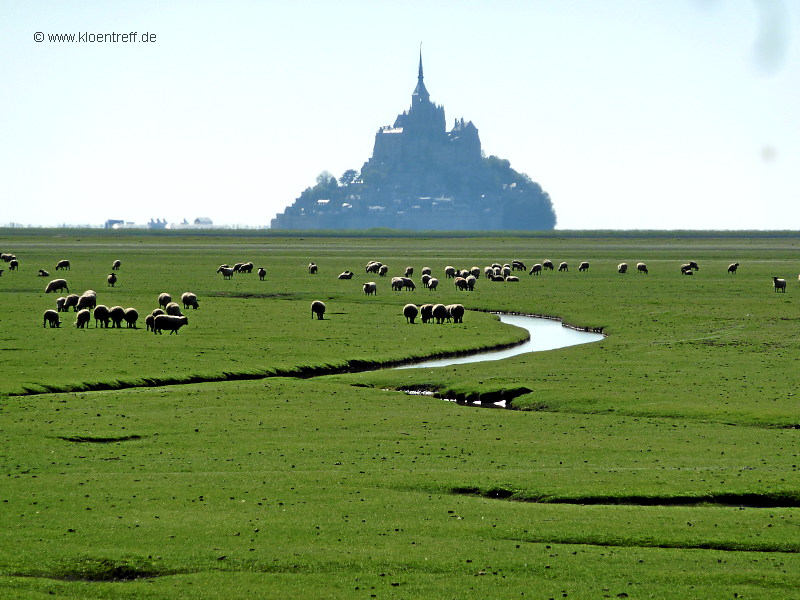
left=181, top=292, right=199, bottom=310
left=403, top=303, right=418, bottom=324
left=45, top=278, right=69, bottom=294
left=617, top=263, right=628, bottom=274
left=427, top=277, right=439, bottom=291
left=636, top=262, right=648, bottom=274
left=728, top=263, right=739, bottom=274
left=108, top=306, right=125, bottom=328
left=420, top=303, right=434, bottom=324
left=258, top=267, right=266, bottom=280
left=153, top=314, right=189, bottom=334
left=578, top=262, right=590, bottom=272
left=542, top=259, right=554, bottom=271
left=165, top=302, right=183, bottom=316
left=558, top=262, right=569, bottom=272
left=432, top=303, right=450, bottom=324
left=112, top=259, right=121, bottom=270
left=529, top=264, right=542, bottom=276
left=308, top=262, right=318, bottom=274
left=446, top=303, right=465, bottom=324
left=55, top=259, right=70, bottom=271
left=363, top=282, right=377, bottom=296
left=158, top=293, right=172, bottom=310
left=123, top=307, right=139, bottom=328
left=93, top=304, right=111, bottom=328
left=338, top=271, right=354, bottom=280
left=75, top=309, right=91, bottom=329
left=311, top=300, right=326, bottom=320
left=404, top=266, right=414, bottom=277
left=217, top=266, right=234, bottom=279
left=107, top=273, right=117, bottom=287
left=43, top=309, right=61, bottom=328
left=9, top=259, right=19, bottom=271
left=38, top=269, right=49, bottom=277
left=773, top=277, right=787, bottom=292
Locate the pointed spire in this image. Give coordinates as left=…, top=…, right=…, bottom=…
left=412, top=44, right=430, bottom=103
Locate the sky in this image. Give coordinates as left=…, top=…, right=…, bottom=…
left=1, top=0, right=798, bottom=230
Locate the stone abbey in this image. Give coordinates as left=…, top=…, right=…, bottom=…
left=270, top=55, right=556, bottom=231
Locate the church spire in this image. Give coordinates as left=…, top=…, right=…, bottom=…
left=412, top=45, right=430, bottom=103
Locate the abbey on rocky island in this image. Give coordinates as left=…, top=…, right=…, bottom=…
left=270, top=54, right=556, bottom=231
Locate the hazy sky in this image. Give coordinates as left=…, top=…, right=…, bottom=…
left=2, top=1, right=798, bottom=229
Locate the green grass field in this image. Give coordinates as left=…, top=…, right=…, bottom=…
left=1, top=230, right=798, bottom=599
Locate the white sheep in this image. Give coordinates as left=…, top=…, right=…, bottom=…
left=773, top=277, right=787, bottom=292
left=217, top=266, right=234, bottom=279
left=403, top=303, right=418, bottom=324
left=43, top=309, right=61, bottom=328
left=363, top=282, right=377, bottom=296
left=93, top=304, right=111, bottom=328
left=63, top=294, right=80, bottom=311
left=56, top=296, right=66, bottom=312
left=391, top=276, right=405, bottom=291
left=75, top=291, right=96, bottom=311
left=311, top=300, right=326, bottom=320
left=181, top=292, right=199, bottom=310
left=45, top=278, right=69, bottom=294
left=158, top=293, right=172, bottom=309
left=466, top=275, right=476, bottom=291
left=419, top=303, right=434, bottom=324
left=427, top=277, right=439, bottom=291
left=165, top=302, right=183, bottom=316
left=454, top=277, right=469, bottom=291
left=75, top=309, right=91, bottom=329
left=432, top=303, right=449, bottom=324
left=153, top=314, right=189, bottom=334
left=447, top=303, right=465, bottom=323
left=108, top=306, right=126, bottom=328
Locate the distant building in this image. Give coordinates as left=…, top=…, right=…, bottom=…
left=271, top=53, right=556, bottom=231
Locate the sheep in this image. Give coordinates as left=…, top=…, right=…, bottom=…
left=9, top=259, right=19, bottom=271
left=153, top=314, right=189, bottom=334
left=43, top=309, right=61, bottom=328
left=311, top=300, right=326, bottom=320
left=617, top=263, right=628, bottom=274
left=558, top=262, right=569, bottom=272
left=421, top=266, right=432, bottom=276
left=145, top=309, right=164, bottom=332
left=419, top=303, right=434, bottom=324
left=232, top=262, right=245, bottom=273
left=447, top=303, right=465, bottom=324
left=391, top=276, right=405, bottom=291
left=165, top=301, right=183, bottom=316
left=0, top=253, right=14, bottom=262
left=466, top=275, right=476, bottom=291
left=55, top=259, right=70, bottom=271
left=501, top=266, right=511, bottom=278
left=402, top=277, right=416, bottom=291
left=338, top=271, right=354, bottom=280
left=470, top=266, right=481, bottom=278
left=491, top=274, right=505, bottom=282
left=93, top=304, right=111, bottom=328
left=427, top=277, right=439, bottom=291
left=181, top=292, right=199, bottom=310
left=728, top=262, right=739, bottom=274
left=112, top=259, right=121, bottom=270
left=403, top=303, right=418, bottom=324
left=454, top=276, right=469, bottom=291
left=404, top=266, right=414, bottom=277
left=217, top=266, right=234, bottom=279
left=511, top=260, right=526, bottom=271
left=773, top=277, right=787, bottom=293
left=107, top=273, right=117, bottom=287
left=687, top=261, right=699, bottom=271
left=379, top=264, right=389, bottom=277
left=155, top=293, right=172, bottom=311
left=56, top=296, right=67, bottom=312
left=505, top=275, right=520, bottom=282
left=636, top=262, right=648, bottom=275
left=38, top=269, right=49, bottom=277
left=108, top=305, right=125, bottom=328
left=363, top=281, right=377, bottom=295
left=239, top=262, right=254, bottom=274
left=75, top=291, right=96, bottom=311
left=45, top=278, right=69, bottom=294
left=63, top=294, right=79, bottom=311
left=258, top=267, right=266, bottom=280
left=432, top=303, right=450, bottom=324
left=420, top=274, right=431, bottom=288
left=123, top=307, right=139, bottom=328
left=444, top=265, right=456, bottom=278
left=484, top=266, right=494, bottom=278
left=308, top=262, right=318, bottom=274
left=578, top=261, right=590, bottom=272
left=365, top=261, right=381, bottom=273
left=529, top=264, right=542, bottom=276
left=542, top=259, right=554, bottom=271
left=75, top=309, right=91, bottom=329
left=680, top=264, right=694, bottom=275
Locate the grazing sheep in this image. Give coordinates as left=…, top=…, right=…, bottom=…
left=108, top=306, right=125, bottom=328
left=773, top=277, right=787, bottom=293
left=636, top=262, right=648, bottom=275
left=233, top=262, right=245, bottom=273
left=402, top=277, right=416, bottom=291
left=258, top=267, right=266, bottom=280
left=421, top=266, right=432, bottom=276
left=311, top=300, right=326, bottom=320
left=45, top=278, right=69, bottom=294
left=558, top=262, right=569, bottom=272
left=75, top=309, right=91, bottom=329
left=38, top=269, right=49, bottom=277
left=145, top=309, right=164, bottom=332
left=338, top=271, right=354, bottom=280
left=181, top=292, right=199, bottom=310
left=403, top=303, right=419, bottom=324
left=363, top=281, right=377, bottom=295
left=404, top=266, right=414, bottom=277
left=432, top=303, right=450, bottom=324
left=447, top=303, right=465, bottom=324
left=43, top=309, right=61, bottom=328
left=511, top=260, right=526, bottom=271
left=542, top=259, right=554, bottom=271
left=470, top=266, right=481, bottom=279
left=444, top=265, right=456, bottom=278
left=217, top=266, right=234, bottom=279
left=379, top=264, right=389, bottom=277
left=427, top=277, right=439, bottom=291
left=107, top=273, right=117, bottom=287
left=93, top=304, right=111, bottom=328
left=578, top=261, right=590, bottom=272
left=112, top=259, right=121, bottom=270
left=158, top=293, right=172, bottom=310
left=391, top=276, right=405, bottom=291
left=63, top=294, right=80, bottom=311
left=239, top=262, right=254, bottom=274
left=466, top=275, right=476, bottom=291
left=680, top=264, right=694, bottom=275
left=165, top=302, right=183, bottom=316
left=505, top=275, right=519, bottom=282
left=454, top=277, right=469, bottom=291
left=123, top=307, right=139, bottom=328
left=0, top=253, right=14, bottom=262
left=728, top=262, right=739, bottom=274
left=420, top=303, right=434, bottom=324
left=529, top=264, right=542, bottom=276
left=9, top=259, right=19, bottom=270
left=153, top=314, right=189, bottom=335
left=420, top=273, right=431, bottom=288
left=484, top=266, right=494, bottom=278
left=308, top=262, right=318, bottom=274
left=365, top=261, right=381, bottom=273
left=55, top=259, right=70, bottom=271
left=75, top=291, right=96, bottom=311
left=617, top=263, right=628, bottom=274
left=56, top=297, right=67, bottom=312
